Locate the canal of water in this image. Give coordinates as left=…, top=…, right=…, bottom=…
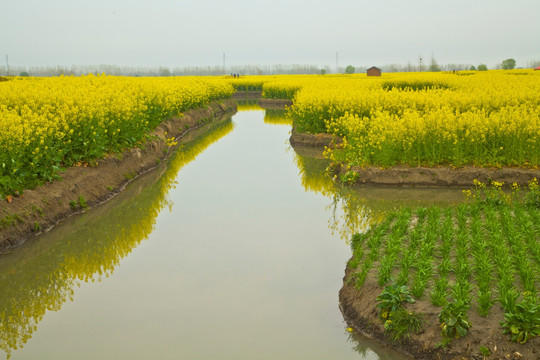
left=0, top=104, right=465, bottom=359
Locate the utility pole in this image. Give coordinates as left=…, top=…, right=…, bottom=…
left=5, top=54, right=9, bottom=76
left=336, top=51, right=339, bottom=73
left=418, top=56, right=423, bottom=72
left=223, top=53, right=226, bottom=74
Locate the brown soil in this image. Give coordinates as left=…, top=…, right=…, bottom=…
left=0, top=100, right=237, bottom=253
left=332, top=165, right=540, bottom=187
left=340, top=267, right=540, bottom=360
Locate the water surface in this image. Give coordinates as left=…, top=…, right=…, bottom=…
left=0, top=106, right=464, bottom=359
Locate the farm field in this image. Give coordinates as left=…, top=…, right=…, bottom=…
left=4, top=0, right=540, bottom=359
left=1, top=71, right=539, bottom=359
left=2, top=70, right=539, bottom=198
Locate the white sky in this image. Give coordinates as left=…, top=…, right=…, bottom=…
left=2, top=0, right=539, bottom=69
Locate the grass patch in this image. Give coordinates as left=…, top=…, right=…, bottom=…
left=384, top=308, right=425, bottom=342
left=0, top=213, right=23, bottom=230
left=124, top=171, right=137, bottom=180
left=31, top=205, right=44, bottom=218
left=32, top=222, right=42, bottom=232
left=69, top=196, right=88, bottom=210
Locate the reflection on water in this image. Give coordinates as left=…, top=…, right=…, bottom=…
left=292, top=145, right=467, bottom=243
left=0, top=105, right=461, bottom=360
left=345, top=331, right=408, bottom=360
left=0, top=117, right=234, bottom=359
left=235, top=99, right=261, bottom=112
left=291, top=147, right=371, bottom=240
left=236, top=100, right=293, bottom=126
left=264, top=109, right=293, bottom=126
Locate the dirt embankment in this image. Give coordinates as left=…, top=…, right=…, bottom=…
left=340, top=267, right=539, bottom=360
left=0, top=100, right=237, bottom=253
left=329, top=164, right=540, bottom=187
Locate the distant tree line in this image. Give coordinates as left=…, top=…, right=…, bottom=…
left=1, top=59, right=539, bottom=77
left=0, top=64, right=323, bottom=77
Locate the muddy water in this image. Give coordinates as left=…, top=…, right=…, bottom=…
left=0, top=105, right=465, bottom=360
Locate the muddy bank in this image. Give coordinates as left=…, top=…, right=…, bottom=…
left=0, top=100, right=237, bottom=253
left=340, top=267, right=539, bottom=360
left=329, top=164, right=540, bottom=187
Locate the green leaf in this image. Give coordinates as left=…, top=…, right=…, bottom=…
left=456, top=325, right=468, bottom=337
left=510, top=325, right=519, bottom=334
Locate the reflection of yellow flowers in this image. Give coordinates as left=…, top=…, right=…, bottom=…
left=0, top=117, right=235, bottom=358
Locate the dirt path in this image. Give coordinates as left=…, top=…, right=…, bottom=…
left=0, top=101, right=237, bottom=253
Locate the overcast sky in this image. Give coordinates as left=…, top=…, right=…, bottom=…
left=2, top=0, right=539, bottom=69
